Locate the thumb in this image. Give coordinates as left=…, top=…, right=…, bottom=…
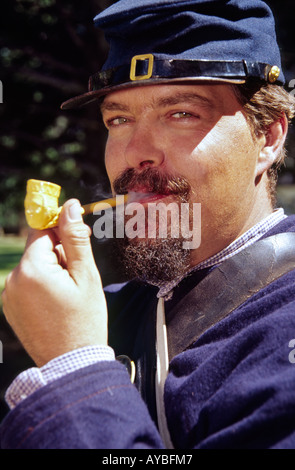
left=58, top=199, right=97, bottom=283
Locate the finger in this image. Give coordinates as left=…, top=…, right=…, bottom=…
left=57, top=199, right=99, bottom=283
left=54, top=243, right=68, bottom=268
left=22, top=227, right=57, bottom=263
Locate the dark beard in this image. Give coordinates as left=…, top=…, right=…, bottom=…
left=112, top=167, right=192, bottom=286
left=115, top=236, right=190, bottom=287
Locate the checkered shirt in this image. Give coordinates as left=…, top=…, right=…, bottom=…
left=5, top=346, right=115, bottom=410
left=157, top=208, right=287, bottom=299
left=5, top=209, right=286, bottom=410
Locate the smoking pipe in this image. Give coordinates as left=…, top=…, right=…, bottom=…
left=24, top=179, right=127, bottom=230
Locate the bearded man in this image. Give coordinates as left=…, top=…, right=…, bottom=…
left=2, top=0, right=295, bottom=449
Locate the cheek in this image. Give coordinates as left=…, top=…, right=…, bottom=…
left=191, top=117, right=257, bottom=184
left=104, top=141, right=113, bottom=179
left=104, top=138, right=126, bottom=185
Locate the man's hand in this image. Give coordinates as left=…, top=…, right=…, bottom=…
left=2, top=199, right=108, bottom=367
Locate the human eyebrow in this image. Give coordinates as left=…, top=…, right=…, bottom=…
left=100, top=92, right=215, bottom=119
left=156, top=92, right=214, bottom=109
left=100, top=101, right=130, bottom=114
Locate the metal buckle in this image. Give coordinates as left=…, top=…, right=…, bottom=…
left=130, top=54, right=154, bottom=81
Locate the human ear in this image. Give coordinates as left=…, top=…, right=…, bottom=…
left=255, top=114, right=288, bottom=178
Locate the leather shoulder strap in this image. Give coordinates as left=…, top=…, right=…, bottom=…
left=166, top=232, right=295, bottom=361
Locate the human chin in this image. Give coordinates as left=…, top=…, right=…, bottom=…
left=114, top=232, right=191, bottom=286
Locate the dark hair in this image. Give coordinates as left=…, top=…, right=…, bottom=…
left=233, top=81, right=295, bottom=207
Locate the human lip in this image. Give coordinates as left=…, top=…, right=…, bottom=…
left=127, top=190, right=169, bottom=204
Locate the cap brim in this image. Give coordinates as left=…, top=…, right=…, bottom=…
left=60, top=76, right=246, bottom=110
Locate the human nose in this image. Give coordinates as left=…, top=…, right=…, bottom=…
left=124, top=123, right=165, bottom=169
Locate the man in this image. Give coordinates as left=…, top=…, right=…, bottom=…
left=1, top=0, right=295, bottom=449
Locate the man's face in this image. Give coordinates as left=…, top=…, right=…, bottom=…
left=101, top=83, right=265, bottom=273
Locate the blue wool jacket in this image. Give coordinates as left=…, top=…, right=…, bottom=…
left=1, top=216, right=295, bottom=449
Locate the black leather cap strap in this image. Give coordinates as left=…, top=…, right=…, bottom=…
left=61, top=58, right=279, bottom=109
left=89, top=59, right=273, bottom=92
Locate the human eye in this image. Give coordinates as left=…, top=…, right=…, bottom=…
left=105, top=116, right=130, bottom=128
left=171, top=111, right=197, bottom=120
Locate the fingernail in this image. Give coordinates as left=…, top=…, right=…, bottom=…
left=68, top=201, right=83, bottom=221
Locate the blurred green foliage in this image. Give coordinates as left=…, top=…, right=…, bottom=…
left=0, top=0, right=115, bottom=233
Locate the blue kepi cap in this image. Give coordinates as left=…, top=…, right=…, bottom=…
left=61, top=0, right=284, bottom=109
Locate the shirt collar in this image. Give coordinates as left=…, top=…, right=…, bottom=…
left=157, top=208, right=287, bottom=300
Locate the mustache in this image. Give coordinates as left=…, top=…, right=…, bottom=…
left=113, top=167, right=191, bottom=199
